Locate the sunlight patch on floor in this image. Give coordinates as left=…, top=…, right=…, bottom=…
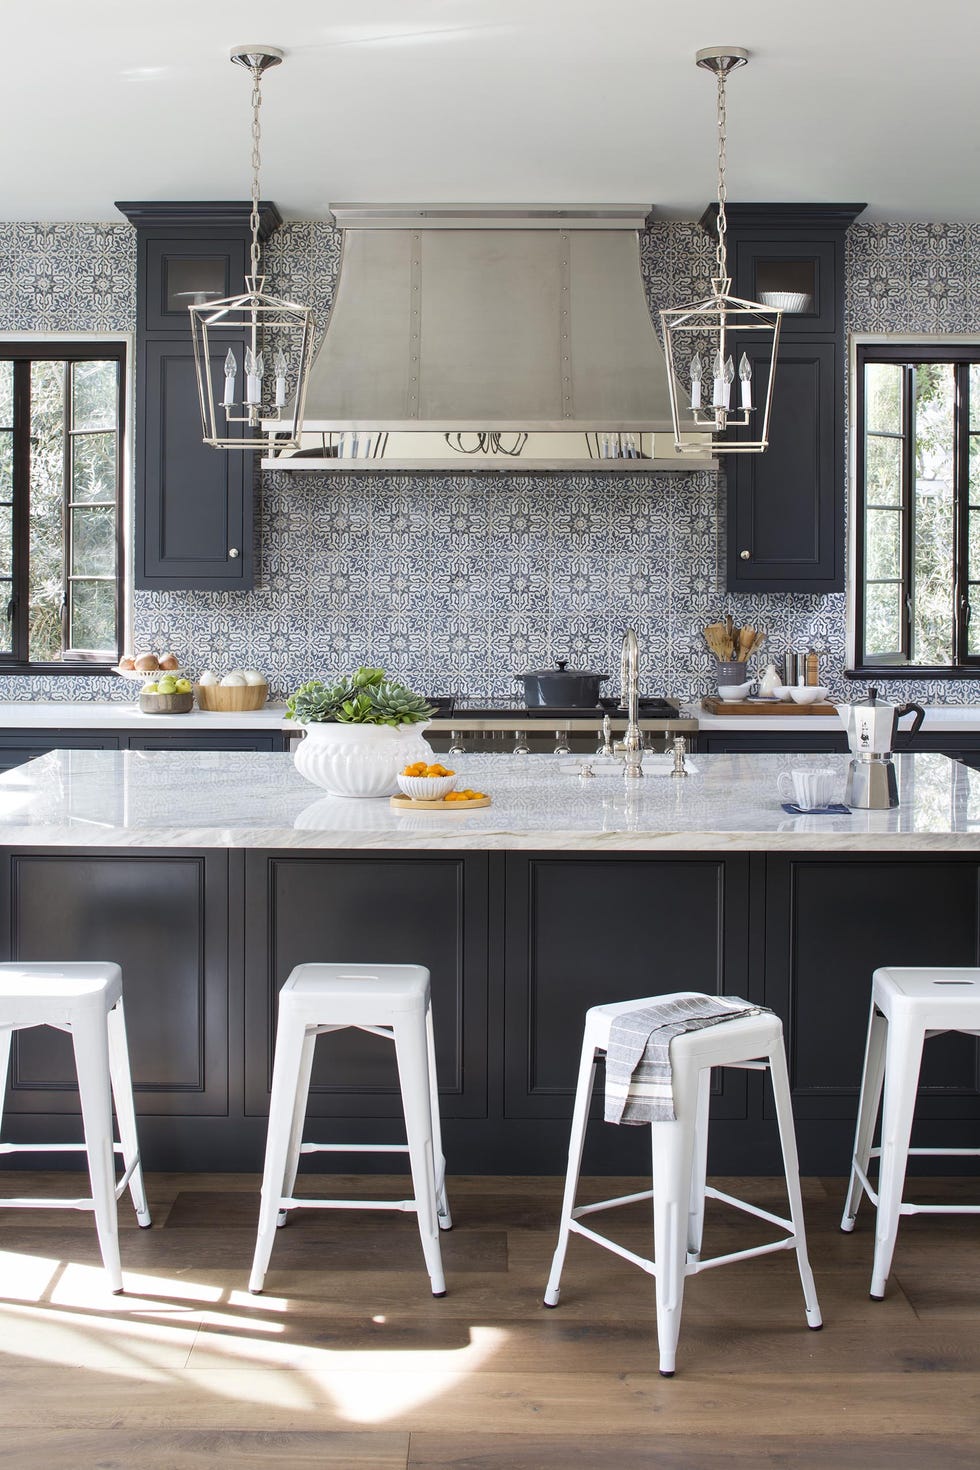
left=0, top=1251, right=509, bottom=1422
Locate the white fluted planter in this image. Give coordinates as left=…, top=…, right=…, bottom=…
left=293, top=721, right=433, bottom=799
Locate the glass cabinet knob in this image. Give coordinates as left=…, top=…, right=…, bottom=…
left=740, top=549, right=751, bottom=560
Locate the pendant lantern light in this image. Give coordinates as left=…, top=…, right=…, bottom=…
left=660, top=47, right=781, bottom=454
left=189, top=46, right=315, bottom=451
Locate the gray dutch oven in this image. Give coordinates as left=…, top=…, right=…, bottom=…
left=518, top=661, right=609, bottom=708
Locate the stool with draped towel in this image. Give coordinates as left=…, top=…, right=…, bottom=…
left=543, top=991, right=822, bottom=1376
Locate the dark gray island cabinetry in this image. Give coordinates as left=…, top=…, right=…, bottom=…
left=0, top=750, right=977, bottom=1176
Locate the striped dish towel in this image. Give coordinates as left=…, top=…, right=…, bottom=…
left=604, top=994, right=769, bottom=1125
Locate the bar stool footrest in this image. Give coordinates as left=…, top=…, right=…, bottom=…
left=853, top=1148, right=980, bottom=1216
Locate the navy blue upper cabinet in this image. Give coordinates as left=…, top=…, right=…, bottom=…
left=699, top=203, right=865, bottom=594
left=116, top=202, right=281, bottom=592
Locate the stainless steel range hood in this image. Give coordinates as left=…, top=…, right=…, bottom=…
left=263, top=206, right=713, bottom=473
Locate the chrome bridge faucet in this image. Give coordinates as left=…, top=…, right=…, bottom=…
left=616, top=628, right=644, bottom=779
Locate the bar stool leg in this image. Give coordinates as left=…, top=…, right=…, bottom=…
left=393, top=1011, right=446, bottom=1297
left=871, top=1013, right=924, bottom=1300
left=277, top=1027, right=318, bottom=1227
left=425, top=1004, right=452, bottom=1230
left=106, top=999, right=151, bottom=1227
left=71, top=1007, right=123, bottom=1293
left=767, top=1041, right=822, bottom=1328
left=650, top=1060, right=700, bottom=1377
left=686, top=1068, right=711, bottom=1261
left=842, top=1003, right=888, bottom=1232
left=250, top=1010, right=309, bottom=1294
left=544, top=1033, right=599, bottom=1307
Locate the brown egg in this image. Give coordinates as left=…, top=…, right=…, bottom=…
left=118, top=655, right=136, bottom=671
left=133, top=652, right=159, bottom=671
left=158, top=652, right=179, bottom=671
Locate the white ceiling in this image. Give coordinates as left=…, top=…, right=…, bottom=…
left=8, top=0, right=979, bottom=223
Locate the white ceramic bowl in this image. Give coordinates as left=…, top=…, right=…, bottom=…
left=759, top=290, right=812, bottom=313
left=788, top=685, right=830, bottom=705
left=717, top=682, right=753, bottom=702
left=396, top=772, right=458, bottom=801
left=293, top=722, right=433, bottom=798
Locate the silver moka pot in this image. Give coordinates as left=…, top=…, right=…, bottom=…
left=838, top=687, right=925, bottom=808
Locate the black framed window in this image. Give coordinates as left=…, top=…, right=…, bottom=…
left=854, top=342, right=980, bottom=675
left=0, top=341, right=125, bottom=670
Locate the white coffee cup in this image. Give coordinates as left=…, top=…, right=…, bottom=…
left=777, top=768, right=839, bottom=811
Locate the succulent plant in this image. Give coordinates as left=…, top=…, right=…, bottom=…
left=286, top=667, right=433, bottom=727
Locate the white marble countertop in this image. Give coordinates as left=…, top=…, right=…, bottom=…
left=2, top=699, right=980, bottom=736
left=0, top=700, right=292, bottom=731
left=688, top=701, right=980, bottom=733
left=0, top=748, right=977, bottom=852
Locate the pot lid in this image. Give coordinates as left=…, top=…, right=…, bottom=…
left=521, top=662, right=609, bottom=678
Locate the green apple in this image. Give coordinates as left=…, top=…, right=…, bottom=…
left=175, top=678, right=192, bottom=694
left=143, top=682, right=158, bottom=695
left=157, top=675, right=178, bottom=695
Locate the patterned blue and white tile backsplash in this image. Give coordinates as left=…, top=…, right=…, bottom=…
left=2, top=217, right=980, bottom=705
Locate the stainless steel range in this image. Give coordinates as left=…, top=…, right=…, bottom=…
left=426, top=699, right=696, bottom=755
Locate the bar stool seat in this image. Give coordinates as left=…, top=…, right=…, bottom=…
left=0, top=962, right=151, bottom=1293
left=842, top=966, right=980, bottom=1299
left=249, top=962, right=451, bottom=1297
left=543, top=993, right=822, bottom=1376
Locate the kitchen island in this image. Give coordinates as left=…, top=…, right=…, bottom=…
left=0, top=748, right=977, bottom=1177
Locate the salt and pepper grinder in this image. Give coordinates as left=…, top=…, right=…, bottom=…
left=806, top=650, right=819, bottom=687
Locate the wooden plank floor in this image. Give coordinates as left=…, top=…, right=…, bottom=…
left=0, top=1170, right=976, bottom=1469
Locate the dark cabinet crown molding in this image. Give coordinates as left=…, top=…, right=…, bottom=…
left=698, top=202, right=867, bottom=236
left=115, top=200, right=283, bottom=239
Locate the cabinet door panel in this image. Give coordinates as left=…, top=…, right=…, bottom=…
left=137, top=341, right=252, bottom=590
left=729, top=341, right=840, bottom=591
left=734, top=239, right=838, bottom=335
left=0, top=733, right=121, bottom=773
left=243, top=853, right=488, bottom=1119
left=2, top=851, right=228, bottom=1116
left=504, top=855, right=751, bottom=1120
left=764, top=856, right=980, bottom=1121
left=143, top=237, right=245, bottom=334
left=127, top=734, right=284, bottom=753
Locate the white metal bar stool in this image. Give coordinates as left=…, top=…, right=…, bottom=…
left=543, top=993, right=822, bottom=1376
left=841, top=966, right=980, bottom=1299
left=249, top=962, right=452, bottom=1297
left=0, top=962, right=151, bottom=1293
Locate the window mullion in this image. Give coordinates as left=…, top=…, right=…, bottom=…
left=953, top=362, right=967, bottom=663
left=901, top=364, right=914, bottom=662
left=10, top=359, right=31, bottom=663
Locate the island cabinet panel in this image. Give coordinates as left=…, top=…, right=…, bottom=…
left=503, top=855, right=753, bottom=1127
left=243, top=853, right=489, bottom=1121
left=763, top=855, right=980, bottom=1135
left=0, top=851, right=229, bottom=1117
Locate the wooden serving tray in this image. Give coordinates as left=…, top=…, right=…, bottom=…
left=390, top=795, right=492, bottom=810
left=702, top=696, right=837, bottom=716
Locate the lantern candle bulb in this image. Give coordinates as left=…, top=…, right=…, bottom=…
left=222, top=349, right=237, bottom=408
left=689, top=352, right=703, bottom=411
left=722, top=355, right=734, bottom=410
left=244, top=347, right=264, bottom=406
left=273, top=349, right=288, bottom=409
left=739, top=352, right=752, bottom=410
left=712, top=350, right=725, bottom=408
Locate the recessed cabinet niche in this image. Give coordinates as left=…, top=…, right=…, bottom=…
left=116, top=201, right=282, bottom=591
left=699, top=203, right=865, bottom=593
